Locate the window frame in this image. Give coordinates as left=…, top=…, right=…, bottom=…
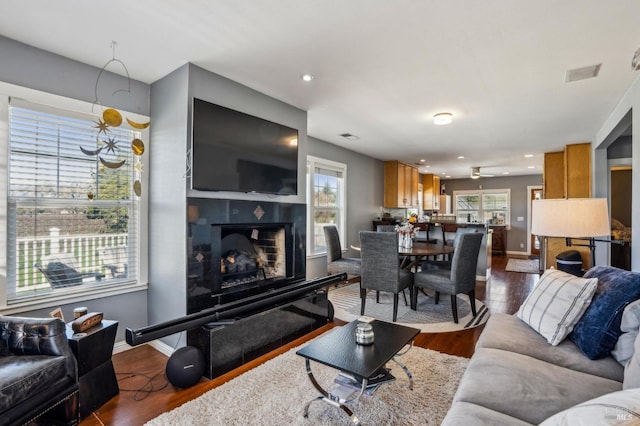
left=306, top=155, right=347, bottom=257
left=453, top=188, right=511, bottom=225
left=0, top=82, right=149, bottom=312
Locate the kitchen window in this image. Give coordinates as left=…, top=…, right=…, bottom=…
left=453, top=189, right=510, bottom=225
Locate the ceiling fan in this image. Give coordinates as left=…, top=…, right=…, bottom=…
left=470, top=166, right=494, bottom=179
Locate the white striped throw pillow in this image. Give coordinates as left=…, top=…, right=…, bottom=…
left=517, top=268, right=598, bottom=346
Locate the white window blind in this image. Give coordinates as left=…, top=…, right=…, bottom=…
left=307, top=156, right=347, bottom=255
left=7, top=99, right=139, bottom=301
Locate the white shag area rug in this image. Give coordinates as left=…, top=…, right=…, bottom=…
left=146, top=343, right=468, bottom=425
left=329, top=283, right=489, bottom=333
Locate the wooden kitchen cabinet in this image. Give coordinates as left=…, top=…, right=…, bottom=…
left=542, top=142, right=592, bottom=269
left=384, top=161, right=419, bottom=208
left=422, top=173, right=441, bottom=210
left=543, top=143, right=591, bottom=199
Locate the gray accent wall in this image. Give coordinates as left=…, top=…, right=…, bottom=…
left=306, top=137, right=385, bottom=279
left=443, top=174, right=542, bottom=254
left=149, top=63, right=308, bottom=347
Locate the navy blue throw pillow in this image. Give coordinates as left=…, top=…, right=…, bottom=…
left=569, top=266, right=640, bottom=359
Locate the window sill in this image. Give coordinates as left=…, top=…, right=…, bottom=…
left=1, top=281, right=149, bottom=315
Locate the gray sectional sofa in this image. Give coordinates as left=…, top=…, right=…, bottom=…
left=443, top=266, right=640, bottom=425
left=443, top=313, right=624, bottom=425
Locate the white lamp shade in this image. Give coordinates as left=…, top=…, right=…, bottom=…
left=531, top=198, right=610, bottom=238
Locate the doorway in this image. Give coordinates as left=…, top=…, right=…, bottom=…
left=527, top=185, right=543, bottom=257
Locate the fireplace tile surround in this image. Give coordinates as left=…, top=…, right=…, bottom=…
left=187, top=198, right=306, bottom=314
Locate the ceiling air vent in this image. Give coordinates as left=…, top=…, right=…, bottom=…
left=340, top=133, right=360, bottom=141
left=564, top=64, right=601, bottom=83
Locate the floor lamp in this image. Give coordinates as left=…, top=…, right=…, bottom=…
left=531, top=198, right=611, bottom=271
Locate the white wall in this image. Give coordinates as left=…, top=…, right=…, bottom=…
left=593, top=74, right=640, bottom=270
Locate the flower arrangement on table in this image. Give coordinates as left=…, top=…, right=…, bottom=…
left=395, top=223, right=417, bottom=238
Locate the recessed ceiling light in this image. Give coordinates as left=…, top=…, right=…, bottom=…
left=441, top=172, right=447, bottom=175
left=446, top=175, right=451, bottom=178
left=420, top=159, right=426, bottom=163
left=457, top=156, right=464, bottom=159
left=503, top=171, right=510, bottom=175
left=301, top=74, right=314, bottom=82
left=528, top=166, right=535, bottom=169
left=433, top=112, right=453, bottom=125
left=524, top=154, right=533, bottom=158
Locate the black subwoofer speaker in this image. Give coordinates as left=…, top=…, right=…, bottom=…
left=166, top=346, right=205, bottom=388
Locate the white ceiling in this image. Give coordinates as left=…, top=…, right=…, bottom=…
left=2, top=0, right=639, bottom=179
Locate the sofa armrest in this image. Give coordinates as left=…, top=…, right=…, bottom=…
left=0, top=315, right=77, bottom=381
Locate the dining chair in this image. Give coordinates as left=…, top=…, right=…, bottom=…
left=412, top=232, right=483, bottom=323
left=359, top=231, right=414, bottom=322
left=323, top=225, right=361, bottom=278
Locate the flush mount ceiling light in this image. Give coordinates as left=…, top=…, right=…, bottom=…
left=433, top=112, right=453, bottom=125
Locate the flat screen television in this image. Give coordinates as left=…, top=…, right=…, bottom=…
left=191, top=98, right=299, bottom=195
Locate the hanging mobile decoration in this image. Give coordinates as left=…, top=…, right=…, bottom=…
left=80, top=41, right=150, bottom=199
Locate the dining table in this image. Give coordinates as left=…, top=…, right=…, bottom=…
left=398, top=241, right=454, bottom=272
left=351, top=241, right=454, bottom=272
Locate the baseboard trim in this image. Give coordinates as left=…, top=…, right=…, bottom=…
left=112, top=339, right=174, bottom=357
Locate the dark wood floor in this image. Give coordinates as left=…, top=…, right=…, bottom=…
left=80, top=255, right=538, bottom=426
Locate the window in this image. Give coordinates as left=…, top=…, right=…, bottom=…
left=306, top=156, right=347, bottom=255
left=453, top=189, right=510, bottom=225
left=6, top=98, right=145, bottom=302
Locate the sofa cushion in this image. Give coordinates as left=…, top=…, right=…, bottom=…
left=442, top=401, right=534, bottom=426
left=570, top=266, right=640, bottom=359
left=623, top=324, right=640, bottom=389
left=0, top=355, right=68, bottom=413
left=612, top=299, right=640, bottom=366
left=517, top=268, right=597, bottom=346
left=539, top=388, right=640, bottom=425
left=452, top=347, right=622, bottom=424
left=477, top=313, right=623, bottom=382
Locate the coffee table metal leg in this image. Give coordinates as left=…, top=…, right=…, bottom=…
left=393, top=342, right=415, bottom=390
left=302, top=359, right=362, bottom=425
left=391, top=356, right=414, bottom=390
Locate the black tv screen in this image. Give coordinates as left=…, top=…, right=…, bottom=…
left=191, top=98, right=299, bottom=195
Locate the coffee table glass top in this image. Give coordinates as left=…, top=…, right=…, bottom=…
left=296, top=320, right=420, bottom=380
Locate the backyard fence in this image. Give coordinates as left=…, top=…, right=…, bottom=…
left=17, top=228, right=128, bottom=290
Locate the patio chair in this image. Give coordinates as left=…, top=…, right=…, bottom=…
left=35, top=253, right=104, bottom=289
left=99, top=245, right=128, bottom=278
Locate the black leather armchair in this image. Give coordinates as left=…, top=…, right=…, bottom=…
left=0, top=315, right=79, bottom=426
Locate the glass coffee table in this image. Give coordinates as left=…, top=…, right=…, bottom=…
left=296, top=319, right=420, bottom=425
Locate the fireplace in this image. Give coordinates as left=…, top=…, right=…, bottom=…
left=212, top=222, right=293, bottom=295
left=187, top=199, right=306, bottom=314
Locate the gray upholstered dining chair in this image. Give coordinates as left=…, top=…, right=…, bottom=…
left=412, top=232, right=483, bottom=323
left=323, top=225, right=361, bottom=277
left=359, top=231, right=414, bottom=322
